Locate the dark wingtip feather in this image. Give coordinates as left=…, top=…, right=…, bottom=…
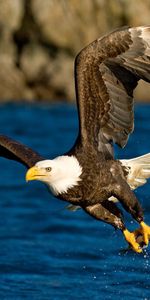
left=0, top=135, right=44, bottom=168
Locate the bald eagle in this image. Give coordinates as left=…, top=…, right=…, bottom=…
left=1, top=26, right=150, bottom=253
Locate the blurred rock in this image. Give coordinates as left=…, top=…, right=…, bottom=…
left=0, top=0, right=24, bottom=32
left=20, top=44, right=74, bottom=101
left=0, top=56, right=33, bottom=101
left=123, top=0, right=150, bottom=26
left=47, top=52, right=75, bottom=101
left=0, top=0, right=149, bottom=102
left=31, top=0, right=123, bottom=54
left=135, top=81, right=150, bottom=103
left=0, top=0, right=24, bottom=60
left=20, top=44, right=50, bottom=81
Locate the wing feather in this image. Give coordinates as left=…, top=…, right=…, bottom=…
left=75, top=26, right=150, bottom=158
left=0, top=135, right=44, bottom=168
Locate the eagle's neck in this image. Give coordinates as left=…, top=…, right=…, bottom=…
left=47, top=155, right=82, bottom=196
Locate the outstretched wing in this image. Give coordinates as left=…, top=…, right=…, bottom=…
left=75, top=26, right=150, bottom=158
left=0, top=135, right=44, bottom=168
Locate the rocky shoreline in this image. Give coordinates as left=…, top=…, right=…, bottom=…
left=0, top=0, right=150, bottom=103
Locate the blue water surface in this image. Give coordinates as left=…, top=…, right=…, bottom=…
left=0, top=102, right=150, bottom=300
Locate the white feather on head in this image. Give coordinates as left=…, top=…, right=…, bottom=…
left=35, top=155, right=82, bottom=195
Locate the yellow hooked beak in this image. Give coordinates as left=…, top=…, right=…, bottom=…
left=26, top=166, right=46, bottom=182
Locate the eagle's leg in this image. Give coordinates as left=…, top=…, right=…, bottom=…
left=83, top=200, right=125, bottom=230
left=112, top=179, right=147, bottom=252
left=82, top=200, right=142, bottom=252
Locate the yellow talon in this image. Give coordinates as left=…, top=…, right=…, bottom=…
left=131, top=227, right=145, bottom=248
left=123, top=228, right=142, bottom=253
left=130, top=222, right=150, bottom=249
left=140, top=221, right=150, bottom=245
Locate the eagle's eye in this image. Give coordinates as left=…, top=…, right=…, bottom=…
left=45, top=167, right=51, bottom=172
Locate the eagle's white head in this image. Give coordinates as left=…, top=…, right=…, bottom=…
left=26, top=155, right=82, bottom=195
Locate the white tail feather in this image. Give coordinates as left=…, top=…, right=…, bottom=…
left=120, top=153, right=150, bottom=190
